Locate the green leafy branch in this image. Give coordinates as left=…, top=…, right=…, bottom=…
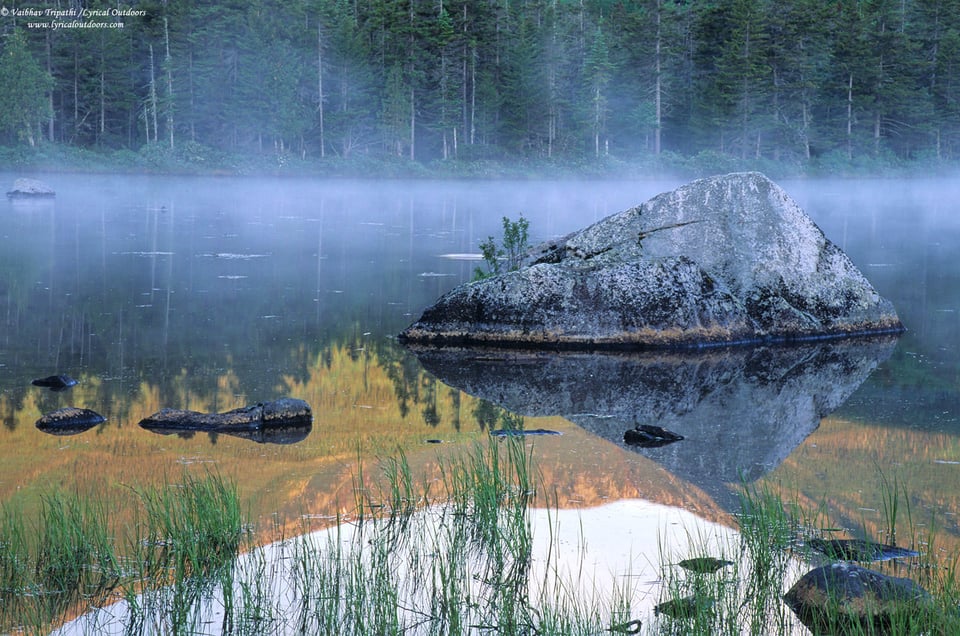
left=474, top=215, right=530, bottom=281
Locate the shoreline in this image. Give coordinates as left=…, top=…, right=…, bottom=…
left=3, top=143, right=960, bottom=181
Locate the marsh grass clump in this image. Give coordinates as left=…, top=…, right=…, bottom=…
left=35, top=489, right=122, bottom=595
left=0, top=488, right=124, bottom=632
left=134, top=470, right=246, bottom=579
left=0, top=500, right=30, bottom=593
left=127, top=471, right=248, bottom=634
left=288, top=439, right=550, bottom=635
left=0, top=471, right=247, bottom=635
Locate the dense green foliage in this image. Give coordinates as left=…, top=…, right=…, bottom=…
left=4, top=0, right=960, bottom=172
left=0, top=29, right=52, bottom=147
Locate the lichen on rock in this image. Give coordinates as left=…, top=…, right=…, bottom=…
left=400, top=172, right=903, bottom=349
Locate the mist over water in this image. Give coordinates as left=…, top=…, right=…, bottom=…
left=2, top=171, right=957, bottom=444
left=2, top=171, right=956, bottom=438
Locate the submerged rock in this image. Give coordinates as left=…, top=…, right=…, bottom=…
left=654, top=594, right=714, bottom=619
left=138, top=397, right=312, bottom=445
left=6, top=178, right=55, bottom=198
left=489, top=428, right=561, bottom=437
left=807, top=538, right=920, bottom=563
left=677, top=557, right=734, bottom=574
left=784, top=562, right=935, bottom=633
left=36, top=407, right=106, bottom=435
left=623, top=424, right=684, bottom=448
left=400, top=172, right=902, bottom=348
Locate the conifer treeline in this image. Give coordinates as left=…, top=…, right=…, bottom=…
left=3, top=0, right=960, bottom=167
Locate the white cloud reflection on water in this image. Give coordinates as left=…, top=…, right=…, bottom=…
left=54, top=499, right=807, bottom=635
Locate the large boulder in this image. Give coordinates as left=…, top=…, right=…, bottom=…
left=400, top=172, right=902, bottom=348
left=784, top=562, right=945, bottom=633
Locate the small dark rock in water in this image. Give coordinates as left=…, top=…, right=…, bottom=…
left=261, top=397, right=313, bottom=425
left=6, top=178, right=55, bottom=198
left=31, top=374, right=78, bottom=392
left=139, top=397, right=312, bottom=445
left=807, top=538, right=920, bottom=562
left=36, top=407, right=106, bottom=435
left=623, top=424, right=684, bottom=448
left=489, top=428, right=561, bottom=437
left=784, top=562, right=934, bottom=633
left=678, top=557, right=734, bottom=574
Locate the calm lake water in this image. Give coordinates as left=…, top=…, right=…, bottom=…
left=3, top=173, right=960, bottom=628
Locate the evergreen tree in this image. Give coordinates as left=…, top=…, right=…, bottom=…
left=911, top=0, right=960, bottom=158
left=316, top=0, right=376, bottom=158
left=381, top=63, right=412, bottom=156
left=428, top=4, right=461, bottom=159
left=0, top=29, right=53, bottom=146
left=859, top=0, right=928, bottom=157
left=713, top=0, right=771, bottom=159
left=766, top=0, right=833, bottom=161
left=584, top=21, right=613, bottom=157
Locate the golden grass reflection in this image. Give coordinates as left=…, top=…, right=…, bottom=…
left=1, top=340, right=729, bottom=552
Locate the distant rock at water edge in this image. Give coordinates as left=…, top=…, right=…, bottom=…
left=6, top=178, right=55, bottom=199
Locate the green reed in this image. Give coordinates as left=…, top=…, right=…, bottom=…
left=0, top=487, right=124, bottom=632
left=134, top=470, right=245, bottom=579
left=35, top=489, right=122, bottom=593
left=278, top=438, right=618, bottom=636
left=0, top=471, right=246, bottom=634
left=0, top=499, right=30, bottom=595
left=24, top=446, right=960, bottom=636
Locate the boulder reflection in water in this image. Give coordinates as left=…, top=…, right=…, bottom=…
left=406, top=336, right=898, bottom=510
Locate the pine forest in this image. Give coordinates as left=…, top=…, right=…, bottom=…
left=2, top=0, right=960, bottom=174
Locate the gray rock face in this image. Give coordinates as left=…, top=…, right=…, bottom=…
left=400, top=172, right=902, bottom=348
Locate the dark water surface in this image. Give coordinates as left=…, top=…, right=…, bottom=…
left=1, top=173, right=958, bottom=555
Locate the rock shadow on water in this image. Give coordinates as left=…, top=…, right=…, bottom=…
left=405, top=335, right=899, bottom=510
